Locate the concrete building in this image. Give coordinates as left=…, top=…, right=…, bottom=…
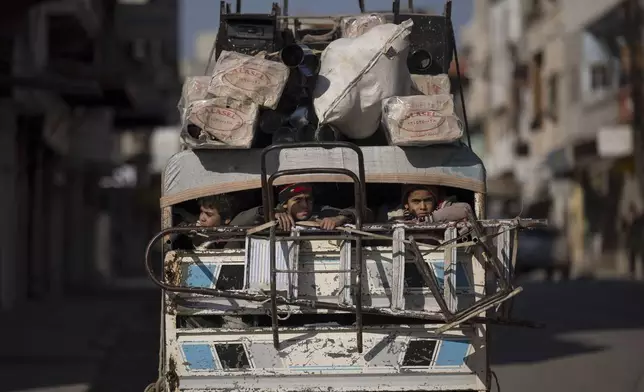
left=462, top=0, right=640, bottom=275
left=461, top=0, right=530, bottom=219
left=0, top=0, right=180, bottom=310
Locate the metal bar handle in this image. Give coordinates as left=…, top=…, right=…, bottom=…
left=265, top=166, right=365, bottom=353
left=260, top=142, right=367, bottom=222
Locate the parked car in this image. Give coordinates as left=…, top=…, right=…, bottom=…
left=515, top=227, right=570, bottom=281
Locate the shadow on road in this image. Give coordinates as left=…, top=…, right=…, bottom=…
left=491, top=278, right=644, bottom=365
left=0, top=290, right=160, bottom=392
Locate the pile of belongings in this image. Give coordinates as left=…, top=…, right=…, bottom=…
left=178, top=15, right=463, bottom=149
left=180, top=45, right=335, bottom=149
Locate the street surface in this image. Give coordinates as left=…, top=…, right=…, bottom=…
left=0, top=290, right=160, bottom=392
left=491, top=278, right=644, bottom=392
left=1, top=278, right=643, bottom=391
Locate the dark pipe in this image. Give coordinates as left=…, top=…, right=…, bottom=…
left=407, top=49, right=433, bottom=73
left=393, top=0, right=401, bottom=24
left=259, top=110, right=286, bottom=134
left=296, top=124, right=317, bottom=142
left=280, top=44, right=320, bottom=74
left=280, top=44, right=306, bottom=67
left=272, top=126, right=298, bottom=144
left=315, top=124, right=340, bottom=142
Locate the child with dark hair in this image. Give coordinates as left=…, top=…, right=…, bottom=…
left=197, top=194, right=234, bottom=227
left=191, top=194, right=236, bottom=250
left=388, top=184, right=474, bottom=223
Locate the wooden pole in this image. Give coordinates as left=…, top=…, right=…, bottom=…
left=626, top=0, right=644, bottom=203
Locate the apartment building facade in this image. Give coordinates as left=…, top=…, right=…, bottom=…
left=0, top=0, right=180, bottom=309
left=462, top=0, right=640, bottom=275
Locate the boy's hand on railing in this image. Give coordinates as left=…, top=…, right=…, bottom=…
left=274, top=212, right=295, bottom=231
left=318, top=216, right=348, bottom=230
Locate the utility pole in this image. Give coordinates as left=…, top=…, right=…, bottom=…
left=626, top=0, right=644, bottom=203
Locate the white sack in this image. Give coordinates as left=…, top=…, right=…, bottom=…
left=208, top=51, right=290, bottom=110
left=313, top=20, right=414, bottom=139
left=341, top=14, right=387, bottom=38
left=381, top=95, right=463, bottom=146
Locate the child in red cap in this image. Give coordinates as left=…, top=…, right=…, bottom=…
left=229, top=183, right=357, bottom=231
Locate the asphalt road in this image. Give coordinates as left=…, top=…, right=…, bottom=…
left=490, top=279, right=644, bottom=392
left=0, top=290, right=160, bottom=392
left=2, top=279, right=643, bottom=392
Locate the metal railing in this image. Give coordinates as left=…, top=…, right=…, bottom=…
left=260, top=142, right=367, bottom=351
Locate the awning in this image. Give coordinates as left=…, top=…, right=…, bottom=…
left=597, top=124, right=633, bottom=158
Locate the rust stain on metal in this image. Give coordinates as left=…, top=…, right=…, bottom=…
left=164, top=251, right=182, bottom=286
left=166, top=356, right=179, bottom=392
left=165, top=294, right=177, bottom=315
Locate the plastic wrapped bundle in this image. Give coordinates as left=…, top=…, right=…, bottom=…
left=182, top=96, right=259, bottom=149
left=178, top=76, right=212, bottom=125
left=411, top=74, right=451, bottom=95
left=381, top=95, right=463, bottom=146
left=180, top=76, right=212, bottom=105
left=341, top=14, right=387, bottom=38
left=208, top=51, right=290, bottom=110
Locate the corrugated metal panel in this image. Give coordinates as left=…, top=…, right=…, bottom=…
left=245, top=237, right=297, bottom=294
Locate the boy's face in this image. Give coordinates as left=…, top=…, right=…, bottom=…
left=285, top=193, right=314, bottom=221
left=197, top=205, right=229, bottom=227
left=405, top=189, right=436, bottom=219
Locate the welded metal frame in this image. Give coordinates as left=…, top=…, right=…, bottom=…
left=260, top=142, right=367, bottom=352
left=402, top=215, right=524, bottom=334
left=144, top=224, right=544, bottom=326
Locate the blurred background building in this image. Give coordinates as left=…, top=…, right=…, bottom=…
left=0, top=0, right=181, bottom=310
left=2, top=0, right=641, bottom=311
left=462, top=0, right=642, bottom=278
left=2, top=2, right=644, bottom=391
